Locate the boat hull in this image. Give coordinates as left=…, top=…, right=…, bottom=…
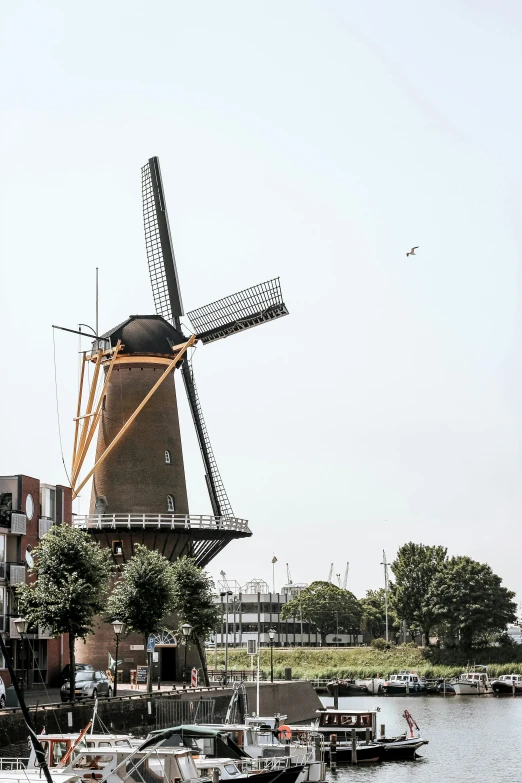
left=452, top=682, right=490, bottom=695
left=325, top=744, right=384, bottom=764
left=377, top=738, right=429, bottom=759
left=491, top=681, right=522, bottom=695
left=326, top=682, right=368, bottom=697
left=382, top=685, right=425, bottom=695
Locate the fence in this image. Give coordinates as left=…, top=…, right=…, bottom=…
left=155, top=698, right=216, bottom=728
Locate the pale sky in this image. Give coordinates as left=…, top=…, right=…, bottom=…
left=2, top=1, right=522, bottom=603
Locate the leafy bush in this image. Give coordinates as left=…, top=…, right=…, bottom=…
left=371, top=638, right=391, bottom=650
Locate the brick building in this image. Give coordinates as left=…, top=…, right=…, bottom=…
left=0, top=475, right=71, bottom=687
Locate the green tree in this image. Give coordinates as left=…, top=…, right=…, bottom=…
left=171, top=557, right=221, bottom=687
left=280, top=581, right=362, bottom=644
left=391, top=543, right=447, bottom=642
left=428, top=556, right=517, bottom=651
left=360, top=588, right=400, bottom=639
left=106, top=545, right=177, bottom=691
left=17, top=525, right=112, bottom=701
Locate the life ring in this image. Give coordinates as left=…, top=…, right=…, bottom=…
left=277, top=725, right=292, bottom=740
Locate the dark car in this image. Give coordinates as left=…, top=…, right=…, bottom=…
left=60, top=670, right=112, bottom=702
left=60, top=663, right=94, bottom=685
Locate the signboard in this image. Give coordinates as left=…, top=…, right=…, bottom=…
left=137, top=665, right=148, bottom=684
left=152, top=652, right=159, bottom=663
left=124, top=657, right=134, bottom=663
left=247, top=639, right=257, bottom=655
left=191, top=668, right=198, bottom=688
left=147, top=636, right=155, bottom=653
left=130, top=645, right=144, bottom=651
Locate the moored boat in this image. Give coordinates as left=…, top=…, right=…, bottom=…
left=326, top=678, right=384, bottom=696
left=490, top=674, right=522, bottom=695
left=452, top=667, right=491, bottom=695
left=382, top=671, right=426, bottom=695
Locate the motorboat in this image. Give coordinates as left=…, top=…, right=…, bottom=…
left=289, top=708, right=428, bottom=761
left=326, top=678, right=384, bottom=696
left=194, top=758, right=305, bottom=783
left=490, top=674, right=522, bottom=695
left=452, top=668, right=491, bottom=695
left=382, top=671, right=426, bottom=695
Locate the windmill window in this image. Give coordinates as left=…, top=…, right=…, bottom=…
left=112, top=541, right=123, bottom=556
left=167, top=495, right=175, bottom=513
left=165, top=450, right=171, bottom=464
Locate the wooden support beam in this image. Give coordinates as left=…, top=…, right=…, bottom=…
left=72, top=335, right=196, bottom=500
left=73, top=349, right=103, bottom=479
left=71, top=353, right=87, bottom=478
left=71, top=340, right=121, bottom=490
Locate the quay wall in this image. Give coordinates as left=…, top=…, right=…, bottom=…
left=0, top=681, right=321, bottom=757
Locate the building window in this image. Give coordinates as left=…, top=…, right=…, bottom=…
left=165, top=450, right=171, bottom=464
left=112, top=541, right=123, bottom=556
left=167, top=495, right=175, bottom=513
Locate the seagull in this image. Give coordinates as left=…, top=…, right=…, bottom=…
left=406, top=246, right=419, bottom=256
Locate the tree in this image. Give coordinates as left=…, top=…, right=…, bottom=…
left=17, top=525, right=112, bottom=701
left=427, top=556, right=517, bottom=651
left=106, top=545, right=177, bottom=691
left=280, top=581, right=362, bottom=644
left=360, top=588, right=400, bottom=639
left=171, top=557, right=221, bottom=687
left=391, top=543, right=447, bottom=642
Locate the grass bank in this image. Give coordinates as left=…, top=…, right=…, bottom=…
left=212, top=646, right=522, bottom=679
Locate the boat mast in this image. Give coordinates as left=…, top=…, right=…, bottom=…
left=381, top=551, right=389, bottom=642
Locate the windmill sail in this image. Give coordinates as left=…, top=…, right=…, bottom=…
left=142, top=157, right=184, bottom=320
left=187, top=277, right=288, bottom=344
left=141, top=156, right=233, bottom=518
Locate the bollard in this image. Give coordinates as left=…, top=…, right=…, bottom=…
left=212, top=768, right=220, bottom=783
left=157, top=678, right=161, bottom=691
left=333, top=683, right=339, bottom=709
left=329, top=734, right=337, bottom=769
left=443, top=679, right=446, bottom=697
left=380, top=724, right=385, bottom=739
left=371, top=678, right=375, bottom=696
left=513, top=680, right=516, bottom=698
left=406, top=680, right=410, bottom=696
left=351, top=729, right=357, bottom=765
left=365, top=728, right=371, bottom=745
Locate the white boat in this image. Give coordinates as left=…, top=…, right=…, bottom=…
left=490, top=674, right=522, bottom=695
left=452, top=668, right=491, bottom=695
left=382, top=671, right=426, bottom=695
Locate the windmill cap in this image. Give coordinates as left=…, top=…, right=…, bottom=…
left=98, top=315, right=187, bottom=356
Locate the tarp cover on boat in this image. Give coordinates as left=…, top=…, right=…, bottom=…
left=139, top=725, right=249, bottom=759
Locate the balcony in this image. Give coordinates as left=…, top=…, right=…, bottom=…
left=10, top=514, right=26, bottom=535
left=7, top=563, right=26, bottom=585
left=73, top=513, right=251, bottom=534
left=39, top=518, right=54, bottom=538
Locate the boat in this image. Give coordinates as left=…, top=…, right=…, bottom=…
left=452, top=667, right=491, bottom=695
left=326, top=678, right=384, bottom=696
left=194, top=758, right=305, bottom=783
left=490, top=674, right=522, bottom=695
left=289, top=707, right=428, bottom=761
left=382, top=671, right=426, bottom=695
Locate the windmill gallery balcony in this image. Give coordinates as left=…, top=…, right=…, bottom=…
left=73, top=513, right=252, bottom=567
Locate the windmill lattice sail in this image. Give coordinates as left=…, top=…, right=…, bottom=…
left=187, top=277, right=288, bottom=344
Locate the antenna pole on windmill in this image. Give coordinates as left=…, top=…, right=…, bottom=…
left=381, top=550, right=389, bottom=642
left=95, top=267, right=99, bottom=337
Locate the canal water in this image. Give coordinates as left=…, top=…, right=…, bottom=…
left=322, top=695, right=522, bottom=782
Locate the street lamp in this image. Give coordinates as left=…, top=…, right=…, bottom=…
left=269, top=628, right=276, bottom=683
left=14, top=617, right=28, bottom=693
left=111, top=620, right=124, bottom=697
left=181, top=622, right=193, bottom=685
left=220, top=591, right=232, bottom=682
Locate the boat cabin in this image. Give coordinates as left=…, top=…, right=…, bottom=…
left=28, top=734, right=135, bottom=770
left=316, top=709, right=377, bottom=738
left=387, top=671, right=424, bottom=686
left=457, top=672, right=489, bottom=684
left=497, top=675, right=522, bottom=683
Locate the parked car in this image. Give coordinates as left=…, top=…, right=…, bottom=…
left=0, top=677, right=6, bottom=708
left=60, top=670, right=112, bottom=702
left=60, top=663, right=94, bottom=684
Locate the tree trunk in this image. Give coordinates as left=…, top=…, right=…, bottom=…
left=195, top=637, right=209, bottom=686
left=69, top=633, right=75, bottom=702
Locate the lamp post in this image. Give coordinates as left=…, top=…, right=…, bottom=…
left=111, top=620, right=123, bottom=697
left=181, top=622, right=193, bottom=685
left=269, top=628, right=276, bottom=682
left=14, top=617, right=28, bottom=693
left=220, top=590, right=232, bottom=682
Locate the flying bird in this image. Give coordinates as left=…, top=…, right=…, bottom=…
left=406, top=246, right=419, bottom=256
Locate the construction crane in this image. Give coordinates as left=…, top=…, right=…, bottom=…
left=286, top=563, right=292, bottom=585
left=342, top=562, right=349, bottom=590
left=328, top=563, right=333, bottom=582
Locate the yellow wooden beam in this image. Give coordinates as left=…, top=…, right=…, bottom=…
left=72, top=335, right=196, bottom=500
left=71, top=340, right=121, bottom=489
left=71, top=353, right=87, bottom=478
left=72, top=349, right=103, bottom=479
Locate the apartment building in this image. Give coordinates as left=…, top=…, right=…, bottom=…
left=0, top=474, right=71, bottom=687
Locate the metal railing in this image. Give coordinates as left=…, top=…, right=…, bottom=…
left=73, top=514, right=251, bottom=533
left=0, top=759, right=29, bottom=771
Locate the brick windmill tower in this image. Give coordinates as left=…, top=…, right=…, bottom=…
left=69, top=157, right=289, bottom=680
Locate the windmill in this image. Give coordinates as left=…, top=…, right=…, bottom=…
left=69, top=156, right=289, bottom=568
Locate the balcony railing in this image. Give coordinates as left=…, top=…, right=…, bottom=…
left=39, top=518, right=54, bottom=538
left=73, top=513, right=251, bottom=534
left=7, top=563, right=26, bottom=585
left=10, top=514, right=26, bottom=535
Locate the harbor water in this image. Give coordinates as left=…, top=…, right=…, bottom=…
left=322, top=695, right=522, bottom=782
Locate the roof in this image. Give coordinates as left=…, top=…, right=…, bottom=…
left=98, top=315, right=187, bottom=356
